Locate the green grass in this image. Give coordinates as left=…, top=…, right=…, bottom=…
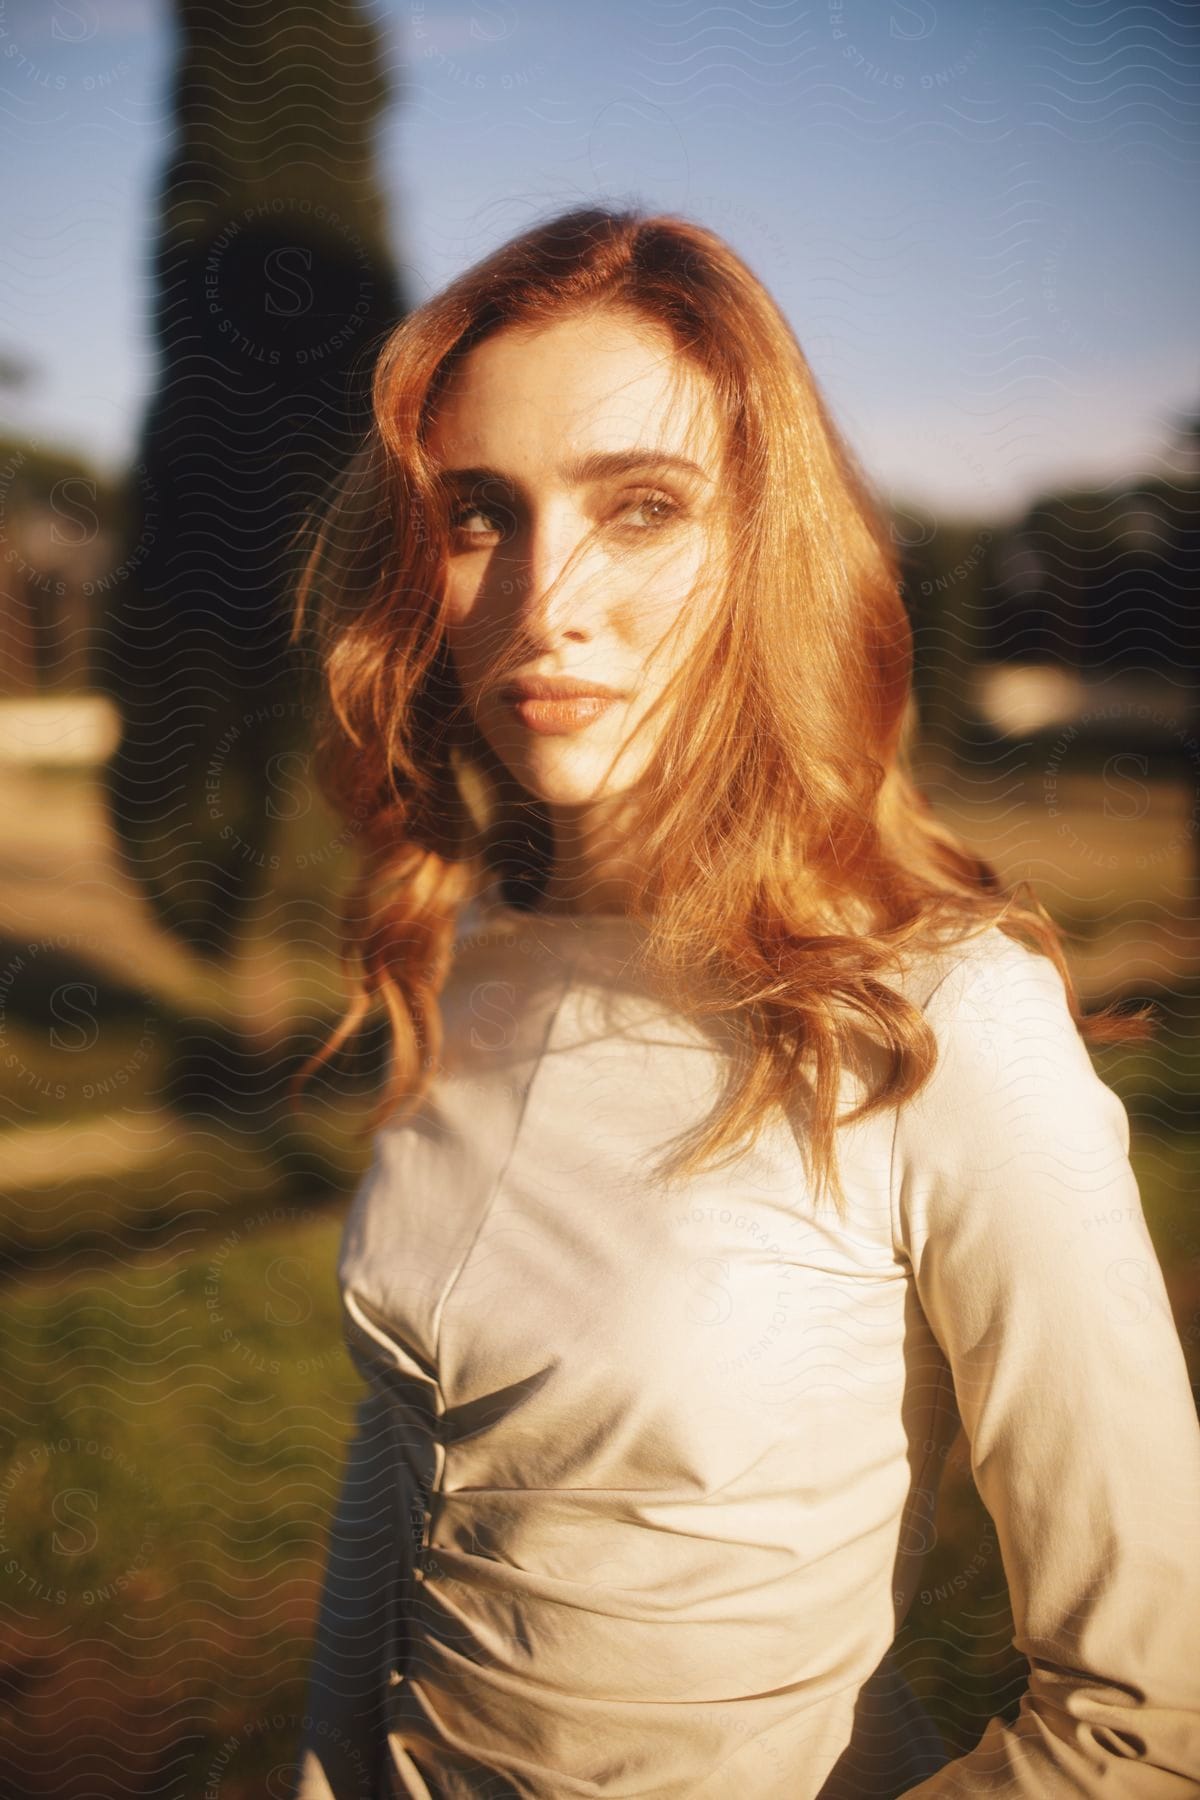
left=0, top=1207, right=369, bottom=1799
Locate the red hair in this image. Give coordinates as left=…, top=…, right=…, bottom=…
left=287, top=204, right=1153, bottom=1214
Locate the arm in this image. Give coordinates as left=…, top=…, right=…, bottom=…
left=892, top=935, right=1200, bottom=1797
left=292, top=1383, right=397, bottom=1800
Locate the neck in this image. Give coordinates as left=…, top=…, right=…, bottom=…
left=537, top=797, right=645, bottom=917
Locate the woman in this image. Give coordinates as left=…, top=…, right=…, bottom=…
left=288, top=206, right=1200, bottom=1798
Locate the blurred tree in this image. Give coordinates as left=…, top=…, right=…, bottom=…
left=94, top=0, right=405, bottom=971
left=891, top=505, right=994, bottom=775
left=0, top=348, right=37, bottom=392
left=976, top=400, right=1200, bottom=686
left=893, top=397, right=1200, bottom=802
left=991, top=483, right=1196, bottom=677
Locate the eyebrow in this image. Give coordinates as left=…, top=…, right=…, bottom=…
left=432, top=448, right=713, bottom=490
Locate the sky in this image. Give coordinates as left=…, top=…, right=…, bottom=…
left=0, top=0, right=1197, bottom=522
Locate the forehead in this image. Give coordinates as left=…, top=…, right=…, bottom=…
left=424, top=308, right=722, bottom=472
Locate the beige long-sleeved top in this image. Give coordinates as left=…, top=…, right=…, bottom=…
left=293, top=886, right=1200, bottom=1799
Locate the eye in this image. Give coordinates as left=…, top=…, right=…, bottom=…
left=615, top=490, right=684, bottom=532
left=446, top=487, right=686, bottom=552
left=448, top=499, right=511, bottom=545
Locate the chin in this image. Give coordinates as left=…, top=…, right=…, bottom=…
left=502, top=742, right=641, bottom=809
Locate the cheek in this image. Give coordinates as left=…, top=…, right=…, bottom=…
left=619, top=539, right=712, bottom=647
left=441, top=607, right=478, bottom=698
left=442, top=577, right=484, bottom=655
left=440, top=563, right=473, bottom=623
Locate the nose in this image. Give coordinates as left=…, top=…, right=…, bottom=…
left=510, top=500, right=600, bottom=639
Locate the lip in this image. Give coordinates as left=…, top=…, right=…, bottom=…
left=506, top=694, right=618, bottom=736
left=500, top=673, right=624, bottom=738
left=502, top=674, right=624, bottom=702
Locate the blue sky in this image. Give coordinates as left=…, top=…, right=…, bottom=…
left=0, top=0, right=1197, bottom=521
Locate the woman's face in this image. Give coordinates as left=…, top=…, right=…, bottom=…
left=424, top=307, right=726, bottom=809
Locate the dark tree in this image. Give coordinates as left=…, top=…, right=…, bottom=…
left=95, top=0, right=405, bottom=965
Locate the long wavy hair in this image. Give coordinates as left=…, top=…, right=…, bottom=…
left=286, top=203, right=1153, bottom=1216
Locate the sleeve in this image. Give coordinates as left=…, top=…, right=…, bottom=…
left=890, top=934, right=1200, bottom=1797
left=292, top=1383, right=398, bottom=1800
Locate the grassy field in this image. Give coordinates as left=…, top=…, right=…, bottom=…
left=0, top=1210, right=359, bottom=1799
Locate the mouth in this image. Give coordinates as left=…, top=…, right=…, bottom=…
left=505, top=693, right=618, bottom=736
left=500, top=675, right=624, bottom=737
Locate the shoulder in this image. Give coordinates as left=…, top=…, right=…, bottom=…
left=900, top=922, right=1094, bottom=1091
left=899, top=918, right=1055, bottom=1008
left=891, top=923, right=1133, bottom=1255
